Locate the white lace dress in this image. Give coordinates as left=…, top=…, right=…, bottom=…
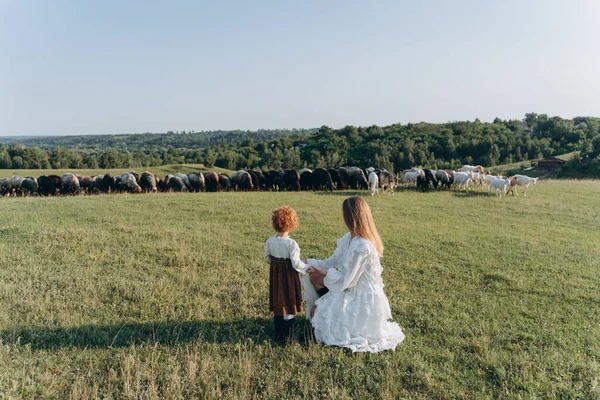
left=307, top=233, right=405, bottom=353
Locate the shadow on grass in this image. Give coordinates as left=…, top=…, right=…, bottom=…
left=0, top=317, right=315, bottom=350
left=449, top=190, right=495, bottom=198
left=311, top=189, right=411, bottom=196
left=312, top=190, right=365, bottom=196
left=298, top=188, right=454, bottom=196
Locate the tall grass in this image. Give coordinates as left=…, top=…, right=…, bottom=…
left=0, top=181, right=599, bottom=398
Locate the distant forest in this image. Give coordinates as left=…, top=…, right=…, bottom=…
left=0, top=129, right=314, bottom=151
left=1, top=114, right=600, bottom=175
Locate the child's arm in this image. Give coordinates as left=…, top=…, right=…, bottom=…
left=289, top=240, right=308, bottom=274
left=264, top=240, right=271, bottom=263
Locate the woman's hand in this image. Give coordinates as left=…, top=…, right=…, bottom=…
left=307, top=266, right=326, bottom=276
left=309, top=270, right=326, bottom=290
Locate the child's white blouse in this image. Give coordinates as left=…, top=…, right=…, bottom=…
left=264, top=235, right=307, bottom=274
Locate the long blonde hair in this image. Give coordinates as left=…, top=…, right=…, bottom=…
left=342, top=196, right=384, bottom=257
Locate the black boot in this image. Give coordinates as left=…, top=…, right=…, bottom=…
left=285, top=318, right=296, bottom=343
left=274, top=316, right=285, bottom=341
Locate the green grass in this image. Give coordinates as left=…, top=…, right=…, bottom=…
left=0, top=163, right=233, bottom=179
left=1, top=182, right=599, bottom=398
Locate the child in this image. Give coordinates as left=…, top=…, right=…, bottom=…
left=264, top=206, right=307, bottom=341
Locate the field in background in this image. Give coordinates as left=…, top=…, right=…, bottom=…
left=488, top=152, right=580, bottom=177
left=0, top=164, right=233, bottom=179
left=1, top=182, right=599, bottom=398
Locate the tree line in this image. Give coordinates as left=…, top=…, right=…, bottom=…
left=0, top=129, right=315, bottom=151
left=1, top=114, right=600, bottom=174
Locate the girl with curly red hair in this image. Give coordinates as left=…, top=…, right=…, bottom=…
left=264, top=206, right=307, bottom=341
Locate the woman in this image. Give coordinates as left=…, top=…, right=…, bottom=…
left=306, top=196, right=405, bottom=353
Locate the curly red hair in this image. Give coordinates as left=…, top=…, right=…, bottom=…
left=272, top=206, right=299, bottom=233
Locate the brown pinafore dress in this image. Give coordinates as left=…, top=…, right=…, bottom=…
left=269, top=256, right=303, bottom=316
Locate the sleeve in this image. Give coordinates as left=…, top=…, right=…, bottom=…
left=322, top=268, right=345, bottom=292
left=301, top=273, right=319, bottom=320
left=323, top=241, right=369, bottom=292
left=289, top=240, right=307, bottom=274
left=264, top=240, right=271, bottom=263
left=307, top=234, right=348, bottom=271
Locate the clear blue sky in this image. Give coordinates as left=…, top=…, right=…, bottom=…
left=1, top=0, right=599, bottom=136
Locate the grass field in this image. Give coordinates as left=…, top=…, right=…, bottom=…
left=1, top=182, right=599, bottom=398
left=0, top=163, right=233, bottom=179
left=488, top=152, right=580, bottom=178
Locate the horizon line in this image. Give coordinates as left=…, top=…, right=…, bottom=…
left=0, top=112, right=593, bottom=138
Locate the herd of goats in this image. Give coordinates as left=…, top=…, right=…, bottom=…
left=0, top=165, right=538, bottom=198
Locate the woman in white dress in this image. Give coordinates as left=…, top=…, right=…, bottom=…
left=306, top=196, right=405, bottom=353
